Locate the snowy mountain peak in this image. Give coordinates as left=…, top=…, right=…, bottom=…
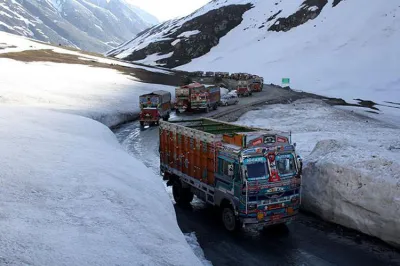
left=0, top=0, right=159, bottom=53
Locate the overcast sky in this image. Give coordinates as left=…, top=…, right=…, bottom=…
left=127, top=0, right=209, bottom=22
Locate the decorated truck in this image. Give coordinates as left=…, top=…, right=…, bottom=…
left=159, top=118, right=302, bottom=232
left=236, top=80, right=252, bottom=97
left=174, top=84, right=192, bottom=114
left=250, top=77, right=264, bottom=92
left=190, top=85, right=221, bottom=113
left=139, top=90, right=171, bottom=127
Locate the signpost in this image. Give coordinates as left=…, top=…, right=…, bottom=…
left=282, top=78, right=290, bottom=87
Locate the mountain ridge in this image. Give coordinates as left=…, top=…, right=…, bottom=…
left=0, top=0, right=159, bottom=53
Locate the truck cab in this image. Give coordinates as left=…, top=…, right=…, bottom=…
left=236, top=80, right=252, bottom=97
left=251, top=78, right=263, bottom=92
left=190, top=85, right=220, bottom=112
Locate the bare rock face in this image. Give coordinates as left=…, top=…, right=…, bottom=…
left=0, top=0, right=158, bottom=53
left=269, top=0, right=328, bottom=32
left=109, top=4, right=253, bottom=68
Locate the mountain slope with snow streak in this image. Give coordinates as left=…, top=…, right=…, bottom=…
left=110, top=0, right=400, bottom=123
left=0, top=0, right=158, bottom=53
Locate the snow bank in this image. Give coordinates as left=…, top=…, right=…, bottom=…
left=238, top=99, right=400, bottom=247
left=185, top=233, right=213, bottom=266
left=0, top=107, right=202, bottom=265
left=0, top=58, right=175, bottom=128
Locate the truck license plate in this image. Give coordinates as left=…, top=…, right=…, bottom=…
left=271, top=214, right=282, bottom=221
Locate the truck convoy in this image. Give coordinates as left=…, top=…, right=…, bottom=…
left=159, top=118, right=302, bottom=232
left=139, top=90, right=171, bottom=127
left=175, top=83, right=221, bottom=113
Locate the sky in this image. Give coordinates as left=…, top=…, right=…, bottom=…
left=127, top=0, right=210, bottom=22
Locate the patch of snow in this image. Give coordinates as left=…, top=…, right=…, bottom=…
left=0, top=107, right=202, bottom=265
left=238, top=99, right=400, bottom=247
left=94, top=23, right=103, bottom=32
left=307, top=6, right=319, bottom=12
left=185, top=232, right=213, bottom=266
left=134, top=52, right=174, bottom=66
left=171, top=39, right=181, bottom=46
left=177, top=30, right=201, bottom=38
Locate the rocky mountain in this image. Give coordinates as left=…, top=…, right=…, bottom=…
left=0, top=0, right=158, bottom=53
left=107, top=0, right=399, bottom=115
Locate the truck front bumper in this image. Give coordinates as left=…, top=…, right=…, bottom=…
left=241, top=213, right=297, bottom=227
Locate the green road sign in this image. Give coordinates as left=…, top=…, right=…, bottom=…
left=282, top=78, right=290, bottom=84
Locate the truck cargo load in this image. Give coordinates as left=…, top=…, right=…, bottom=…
left=139, top=90, right=171, bottom=127
left=159, top=118, right=302, bottom=232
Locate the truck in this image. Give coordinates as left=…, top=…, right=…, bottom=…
left=139, top=90, right=171, bottom=127
left=250, top=77, right=264, bottom=92
left=190, top=85, right=221, bottom=113
left=236, top=80, right=252, bottom=97
left=174, top=83, right=195, bottom=114
left=159, top=118, right=302, bottom=232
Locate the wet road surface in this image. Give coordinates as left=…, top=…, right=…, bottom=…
left=114, top=86, right=400, bottom=266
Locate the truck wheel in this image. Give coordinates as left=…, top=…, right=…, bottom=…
left=221, top=204, right=242, bottom=232
left=176, top=109, right=180, bottom=115
left=163, top=115, right=169, bottom=121
left=214, top=104, right=218, bottom=110
left=172, top=181, right=193, bottom=205
left=140, top=121, right=144, bottom=127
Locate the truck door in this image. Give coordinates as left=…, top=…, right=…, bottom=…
left=216, top=157, right=235, bottom=194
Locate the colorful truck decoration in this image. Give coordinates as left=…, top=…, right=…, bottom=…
left=175, top=83, right=221, bottom=113
left=159, top=118, right=302, bottom=232
left=139, top=90, right=171, bottom=127
left=190, top=85, right=221, bottom=113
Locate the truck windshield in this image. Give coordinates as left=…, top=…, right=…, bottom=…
left=244, top=157, right=268, bottom=180
left=275, top=153, right=297, bottom=177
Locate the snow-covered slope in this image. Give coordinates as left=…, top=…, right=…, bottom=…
left=0, top=32, right=205, bottom=265
left=0, top=107, right=202, bottom=266
left=238, top=99, right=400, bottom=248
left=0, top=0, right=158, bottom=53
left=110, top=0, right=400, bottom=122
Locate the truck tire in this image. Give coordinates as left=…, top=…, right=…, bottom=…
left=213, top=103, right=218, bottom=110
left=221, top=204, right=242, bottom=232
left=176, top=109, right=180, bottom=115
left=172, top=181, right=193, bottom=205
left=140, top=121, right=144, bottom=127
